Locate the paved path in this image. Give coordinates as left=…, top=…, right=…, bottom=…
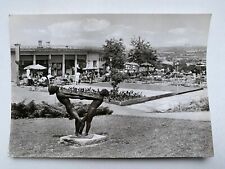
left=127, top=89, right=208, bottom=112
left=70, top=84, right=210, bottom=121
left=101, top=102, right=210, bottom=121
left=12, top=83, right=210, bottom=121
left=11, top=84, right=57, bottom=104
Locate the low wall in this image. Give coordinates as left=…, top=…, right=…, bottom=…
left=176, top=87, right=203, bottom=95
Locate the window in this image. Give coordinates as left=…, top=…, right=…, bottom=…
left=93, top=60, right=97, bottom=67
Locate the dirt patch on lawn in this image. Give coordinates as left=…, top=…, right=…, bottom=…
left=9, top=115, right=213, bottom=158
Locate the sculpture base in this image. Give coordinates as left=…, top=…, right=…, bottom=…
left=59, top=134, right=107, bottom=146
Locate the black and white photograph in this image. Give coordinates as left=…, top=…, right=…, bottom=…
left=9, top=14, right=213, bottom=158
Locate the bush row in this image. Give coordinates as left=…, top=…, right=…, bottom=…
left=11, top=100, right=113, bottom=119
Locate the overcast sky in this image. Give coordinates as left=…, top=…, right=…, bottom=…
left=9, top=14, right=211, bottom=48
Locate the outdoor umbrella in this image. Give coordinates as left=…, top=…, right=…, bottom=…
left=140, top=62, right=153, bottom=67
left=24, top=64, right=47, bottom=70
left=196, top=62, right=206, bottom=67
left=125, top=62, right=139, bottom=66
left=83, top=67, right=98, bottom=70
left=161, top=60, right=173, bottom=66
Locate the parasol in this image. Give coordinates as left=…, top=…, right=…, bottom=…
left=125, top=62, right=139, bottom=66
left=140, top=62, right=153, bottom=67
left=24, top=64, right=47, bottom=70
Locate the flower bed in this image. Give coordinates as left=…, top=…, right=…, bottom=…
left=106, top=92, right=175, bottom=106
left=62, top=86, right=145, bottom=103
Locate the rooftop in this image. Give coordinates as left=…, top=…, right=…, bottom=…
left=11, top=45, right=103, bottom=53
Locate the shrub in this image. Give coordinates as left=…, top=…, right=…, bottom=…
left=11, top=100, right=28, bottom=119
left=197, top=97, right=209, bottom=111
left=26, top=100, right=37, bottom=117
left=11, top=101, right=113, bottom=119
left=39, top=106, right=64, bottom=118
left=97, top=106, right=113, bottom=115
left=167, top=97, right=209, bottom=112
left=75, top=104, right=113, bottom=117
left=11, top=110, right=23, bottom=119
left=110, top=69, right=126, bottom=91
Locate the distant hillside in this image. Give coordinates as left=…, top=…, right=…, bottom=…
left=156, top=46, right=207, bottom=61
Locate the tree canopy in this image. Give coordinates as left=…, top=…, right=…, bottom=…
left=128, top=37, right=157, bottom=66
left=103, top=38, right=126, bottom=70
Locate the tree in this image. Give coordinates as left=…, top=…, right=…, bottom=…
left=128, top=36, right=157, bottom=66
left=187, top=65, right=205, bottom=75
left=103, top=38, right=126, bottom=70
left=110, top=69, right=126, bottom=91
left=176, top=59, right=188, bottom=72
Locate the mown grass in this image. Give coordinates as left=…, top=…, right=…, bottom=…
left=9, top=115, right=213, bottom=158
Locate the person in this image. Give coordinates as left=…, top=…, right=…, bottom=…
left=48, top=85, right=84, bottom=136
left=27, top=73, right=33, bottom=86
left=79, top=89, right=109, bottom=136
left=90, top=71, right=95, bottom=84
left=47, top=73, right=53, bottom=84
left=75, top=72, right=80, bottom=85
left=26, top=69, right=30, bottom=78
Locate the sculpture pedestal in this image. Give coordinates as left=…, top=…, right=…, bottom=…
left=59, top=134, right=107, bottom=146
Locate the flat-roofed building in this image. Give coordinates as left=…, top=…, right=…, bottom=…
left=11, top=44, right=105, bottom=82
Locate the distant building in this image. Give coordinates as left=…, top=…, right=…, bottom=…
left=11, top=44, right=105, bottom=82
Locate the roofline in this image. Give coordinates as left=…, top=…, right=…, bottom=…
left=10, top=45, right=103, bottom=53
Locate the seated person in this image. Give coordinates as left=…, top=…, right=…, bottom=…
left=79, top=89, right=109, bottom=136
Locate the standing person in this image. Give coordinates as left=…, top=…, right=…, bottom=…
left=75, top=72, right=80, bottom=85
left=86, top=72, right=90, bottom=83
left=79, top=89, right=109, bottom=136
left=90, top=72, right=92, bottom=84
left=47, top=73, right=52, bottom=85
left=48, top=85, right=84, bottom=136
left=27, top=73, right=33, bottom=86
left=26, top=69, right=30, bottom=78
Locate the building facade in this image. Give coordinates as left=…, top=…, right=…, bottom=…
left=11, top=44, right=105, bottom=82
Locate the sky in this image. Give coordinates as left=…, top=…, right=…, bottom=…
left=9, top=14, right=211, bottom=48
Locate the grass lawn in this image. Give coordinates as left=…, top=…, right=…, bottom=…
left=9, top=115, right=213, bottom=158
left=89, top=82, right=198, bottom=93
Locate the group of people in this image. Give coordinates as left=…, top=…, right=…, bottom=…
left=48, top=85, right=109, bottom=136
left=81, top=71, right=96, bottom=84
left=23, top=72, right=49, bottom=87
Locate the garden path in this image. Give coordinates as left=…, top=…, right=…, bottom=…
left=11, top=83, right=210, bottom=121
left=126, top=89, right=208, bottom=112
